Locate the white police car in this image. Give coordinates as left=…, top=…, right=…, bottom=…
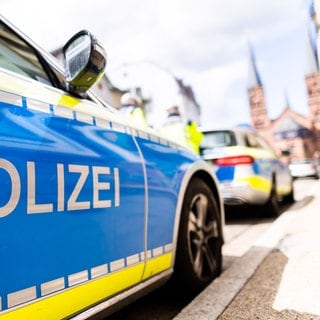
left=200, top=127, right=294, bottom=216
left=0, top=15, right=224, bottom=319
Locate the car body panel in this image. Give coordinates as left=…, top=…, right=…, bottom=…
left=0, top=86, right=146, bottom=315
left=0, top=83, right=209, bottom=318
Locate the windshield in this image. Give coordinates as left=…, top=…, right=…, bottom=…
left=201, top=130, right=237, bottom=149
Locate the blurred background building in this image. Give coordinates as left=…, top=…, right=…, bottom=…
left=106, top=61, right=201, bottom=129
left=248, top=0, right=320, bottom=161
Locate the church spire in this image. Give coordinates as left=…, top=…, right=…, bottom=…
left=284, top=90, right=291, bottom=109
left=247, top=40, right=270, bottom=131
left=306, top=1, right=320, bottom=153
left=305, top=0, right=319, bottom=75
left=247, top=42, right=262, bottom=88
left=305, top=28, right=319, bottom=75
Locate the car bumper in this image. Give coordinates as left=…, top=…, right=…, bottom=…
left=219, top=180, right=268, bottom=206
left=290, top=170, right=318, bottom=178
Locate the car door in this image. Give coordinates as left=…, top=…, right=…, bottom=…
left=253, top=132, right=293, bottom=196
left=0, top=20, right=146, bottom=318
left=134, top=135, right=198, bottom=280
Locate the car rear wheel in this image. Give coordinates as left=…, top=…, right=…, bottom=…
left=282, top=179, right=295, bottom=204
left=263, top=179, right=280, bottom=217
left=174, top=178, right=222, bottom=293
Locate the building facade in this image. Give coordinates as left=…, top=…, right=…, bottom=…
left=107, top=61, right=201, bottom=129
left=248, top=17, right=320, bottom=161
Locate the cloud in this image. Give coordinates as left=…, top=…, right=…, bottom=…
left=122, top=0, right=308, bottom=70
left=2, top=0, right=309, bottom=71
left=1, top=0, right=314, bottom=127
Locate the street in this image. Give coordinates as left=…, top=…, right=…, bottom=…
left=107, top=178, right=318, bottom=319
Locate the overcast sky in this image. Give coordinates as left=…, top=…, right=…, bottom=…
left=2, top=0, right=314, bottom=128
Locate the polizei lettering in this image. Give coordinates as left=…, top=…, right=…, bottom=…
left=0, top=158, right=120, bottom=218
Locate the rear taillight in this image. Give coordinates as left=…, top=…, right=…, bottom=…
left=214, top=155, right=254, bottom=166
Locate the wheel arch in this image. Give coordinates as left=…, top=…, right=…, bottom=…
left=170, top=160, right=225, bottom=268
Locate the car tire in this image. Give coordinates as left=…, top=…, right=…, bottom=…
left=264, top=179, right=280, bottom=217
left=173, top=178, right=222, bottom=293
left=283, top=180, right=295, bottom=204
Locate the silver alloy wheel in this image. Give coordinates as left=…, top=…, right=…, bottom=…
left=173, top=177, right=222, bottom=292
left=187, top=193, right=220, bottom=281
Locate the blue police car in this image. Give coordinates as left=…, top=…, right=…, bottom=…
left=0, top=15, right=224, bottom=319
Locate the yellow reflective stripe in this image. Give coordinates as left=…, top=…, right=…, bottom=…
left=58, top=94, right=80, bottom=108
left=0, top=70, right=81, bottom=109
left=237, top=176, right=271, bottom=193
left=1, top=253, right=173, bottom=319
left=237, top=177, right=292, bottom=197
left=142, top=252, right=172, bottom=280
left=277, top=186, right=292, bottom=196
left=1, top=263, right=143, bottom=320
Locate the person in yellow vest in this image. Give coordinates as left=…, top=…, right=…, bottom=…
left=159, top=106, right=189, bottom=149
left=119, top=92, right=147, bottom=127
left=186, top=120, right=203, bottom=154
left=160, top=106, right=204, bottom=154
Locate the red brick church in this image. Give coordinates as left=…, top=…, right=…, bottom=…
left=248, top=20, right=320, bottom=161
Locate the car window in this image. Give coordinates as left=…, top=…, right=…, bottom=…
left=0, top=21, right=51, bottom=84
left=256, top=134, right=277, bottom=153
left=245, top=131, right=277, bottom=154
left=247, top=132, right=268, bottom=148
left=201, top=130, right=237, bottom=148
left=245, top=132, right=263, bottom=148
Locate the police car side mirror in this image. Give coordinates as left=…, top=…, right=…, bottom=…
left=63, top=30, right=107, bottom=96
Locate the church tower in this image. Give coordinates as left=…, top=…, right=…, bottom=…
left=307, top=0, right=320, bottom=150
left=247, top=43, right=271, bottom=132
left=305, top=24, right=320, bottom=124
left=246, top=1, right=319, bottom=159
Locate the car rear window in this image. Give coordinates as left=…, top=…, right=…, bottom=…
left=201, top=130, right=237, bottom=149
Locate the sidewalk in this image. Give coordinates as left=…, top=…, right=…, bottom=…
left=174, top=185, right=320, bottom=320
